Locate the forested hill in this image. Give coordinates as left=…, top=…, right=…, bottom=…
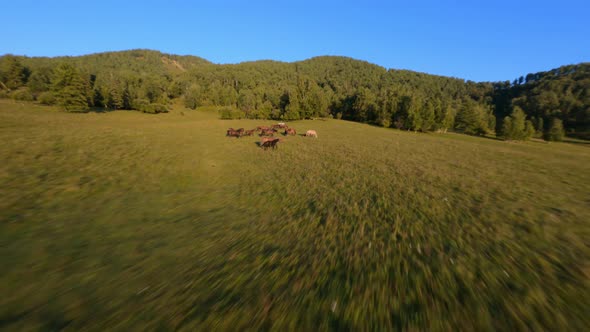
left=22, top=49, right=211, bottom=76
left=0, top=49, right=588, bottom=139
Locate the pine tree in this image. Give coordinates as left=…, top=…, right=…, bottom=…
left=237, top=89, right=256, bottom=112
left=283, top=103, right=301, bottom=120
left=501, top=117, right=513, bottom=139
left=544, top=118, right=565, bottom=141
left=455, top=102, right=487, bottom=135
left=52, top=63, right=89, bottom=111
left=27, top=67, right=52, bottom=94
left=0, top=55, right=29, bottom=90
left=184, top=84, right=202, bottom=110
left=524, top=120, right=535, bottom=139
left=536, top=117, right=544, bottom=134
left=501, top=106, right=530, bottom=140
left=419, top=100, right=435, bottom=131
left=107, top=83, right=124, bottom=110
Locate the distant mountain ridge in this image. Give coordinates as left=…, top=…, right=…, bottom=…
left=10, top=49, right=586, bottom=82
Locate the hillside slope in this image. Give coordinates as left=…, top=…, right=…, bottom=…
left=1, top=100, right=589, bottom=330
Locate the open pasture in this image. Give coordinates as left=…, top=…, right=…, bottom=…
left=1, top=100, right=589, bottom=330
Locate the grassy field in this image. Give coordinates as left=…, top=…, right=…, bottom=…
left=1, top=99, right=589, bottom=331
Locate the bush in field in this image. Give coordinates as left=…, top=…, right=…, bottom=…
left=131, top=99, right=168, bottom=114
left=501, top=106, right=534, bottom=141
left=38, top=91, right=57, bottom=105
left=9, top=88, right=34, bottom=101
left=141, top=103, right=169, bottom=114
left=219, top=107, right=245, bottom=119
left=132, top=98, right=149, bottom=111
left=544, top=118, right=565, bottom=141
left=378, top=117, right=391, bottom=128
left=218, top=107, right=231, bottom=119
left=524, top=120, right=535, bottom=139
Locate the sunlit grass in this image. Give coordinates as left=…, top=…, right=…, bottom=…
left=1, top=99, right=589, bottom=330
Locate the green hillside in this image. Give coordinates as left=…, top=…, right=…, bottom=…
left=0, top=50, right=588, bottom=139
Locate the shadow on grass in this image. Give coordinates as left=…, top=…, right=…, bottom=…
left=66, top=107, right=138, bottom=114
left=563, top=138, right=590, bottom=146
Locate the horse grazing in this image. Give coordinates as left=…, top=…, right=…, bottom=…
left=261, top=138, right=280, bottom=150
left=236, top=128, right=245, bottom=135
left=259, top=129, right=276, bottom=136
left=227, top=129, right=241, bottom=138
left=257, top=125, right=271, bottom=132
left=305, top=130, right=318, bottom=138
left=284, top=128, right=296, bottom=136
left=272, top=123, right=288, bottom=130
left=243, top=129, right=256, bottom=136
left=260, top=137, right=275, bottom=145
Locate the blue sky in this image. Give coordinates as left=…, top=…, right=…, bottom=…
left=2, top=0, right=588, bottom=82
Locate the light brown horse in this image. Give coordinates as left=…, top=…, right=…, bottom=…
left=305, top=130, right=318, bottom=138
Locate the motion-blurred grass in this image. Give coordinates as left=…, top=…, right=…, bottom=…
left=1, top=100, right=589, bottom=330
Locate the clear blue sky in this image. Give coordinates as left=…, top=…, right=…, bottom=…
left=2, top=0, right=588, bottom=82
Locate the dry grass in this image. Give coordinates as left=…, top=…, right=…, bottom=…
left=1, top=99, right=589, bottom=330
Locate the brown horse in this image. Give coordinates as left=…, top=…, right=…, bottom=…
left=260, top=137, right=274, bottom=145
left=259, top=129, right=276, bottom=136
left=261, top=136, right=283, bottom=143
left=273, top=123, right=288, bottom=129
left=284, top=128, right=296, bottom=136
left=227, top=129, right=241, bottom=138
left=261, top=138, right=280, bottom=150
left=243, top=129, right=256, bottom=136
left=257, top=126, right=271, bottom=132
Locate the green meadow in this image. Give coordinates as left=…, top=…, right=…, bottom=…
left=1, top=99, right=589, bottom=330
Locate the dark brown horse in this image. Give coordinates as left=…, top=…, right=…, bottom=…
left=261, top=138, right=280, bottom=150
left=260, top=136, right=281, bottom=144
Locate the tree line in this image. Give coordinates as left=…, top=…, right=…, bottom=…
left=1, top=50, right=587, bottom=140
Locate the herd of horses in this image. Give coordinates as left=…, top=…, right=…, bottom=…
left=226, top=122, right=317, bottom=150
